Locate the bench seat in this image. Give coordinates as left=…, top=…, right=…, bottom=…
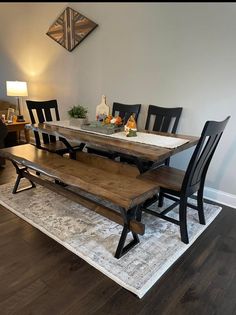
left=0, top=144, right=159, bottom=258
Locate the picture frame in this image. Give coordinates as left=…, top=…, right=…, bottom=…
left=7, top=108, right=15, bottom=122
left=46, top=7, right=98, bottom=52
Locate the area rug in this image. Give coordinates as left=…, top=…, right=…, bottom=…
left=0, top=181, right=221, bottom=298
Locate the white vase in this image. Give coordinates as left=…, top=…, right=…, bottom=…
left=69, top=117, right=88, bottom=127
left=96, top=95, right=110, bottom=120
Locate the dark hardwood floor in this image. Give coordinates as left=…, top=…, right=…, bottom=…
left=0, top=161, right=236, bottom=315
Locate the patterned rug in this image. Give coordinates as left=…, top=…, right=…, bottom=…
left=0, top=181, right=221, bottom=298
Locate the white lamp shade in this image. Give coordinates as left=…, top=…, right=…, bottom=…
left=6, top=81, right=28, bottom=97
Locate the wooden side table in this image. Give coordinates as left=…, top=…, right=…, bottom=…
left=6, top=121, right=30, bottom=144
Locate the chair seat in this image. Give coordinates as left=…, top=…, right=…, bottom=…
left=138, top=166, right=185, bottom=192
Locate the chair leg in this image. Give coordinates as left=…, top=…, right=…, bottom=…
left=136, top=206, right=142, bottom=222
left=158, top=192, right=164, bottom=207
left=179, top=197, right=189, bottom=244
left=164, top=157, right=170, bottom=166
left=69, top=151, right=77, bottom=160
left=197, top=186, right=206, bottom=225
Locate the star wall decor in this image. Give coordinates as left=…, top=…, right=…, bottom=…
left=46, top=7, right=98, bottom=52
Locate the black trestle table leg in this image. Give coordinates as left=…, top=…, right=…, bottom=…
left=115, top=225, right=140, bottom=259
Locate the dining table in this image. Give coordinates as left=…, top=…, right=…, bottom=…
left=26, top=121, right=199, bottom=173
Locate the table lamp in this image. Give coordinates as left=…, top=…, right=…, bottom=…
left=6, top=81, right=28, bottom=122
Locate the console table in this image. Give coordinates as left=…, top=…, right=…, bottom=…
left=6, top=121, right=30, bottom=144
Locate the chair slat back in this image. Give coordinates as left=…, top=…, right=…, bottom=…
left=112, top=102, right=141, bottom=125
left=182, top=116, right=230, bottom=195
left=145, top=105, right=183, bottom=133
left=26, top=100, right=60, bottom=146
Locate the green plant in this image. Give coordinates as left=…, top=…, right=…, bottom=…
left=68, top=105, right=88, bottom=119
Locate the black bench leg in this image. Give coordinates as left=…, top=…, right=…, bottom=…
left=115, top=225, right=140, bottom=259
left=12, top=172, right=36, bottom=194
left=11, top=162, right=36, bottom=194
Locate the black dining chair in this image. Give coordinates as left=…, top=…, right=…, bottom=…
left=86, top=102, right=141, bottom=159
left=145, top=105, right=183, bottom=166
left=145, top=105, right=183, bottom=134
left=26, top=100, right=84, bottom=159
left=119, top=105, right=183, bottom=170
left=111, top=102, right=141, bottom=124
left=139, top=116, right=230, bottom=244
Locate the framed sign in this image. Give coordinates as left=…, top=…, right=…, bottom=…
left=7, top=108, right=15, bottom=122
left=46, top=7, right=98, bottom=52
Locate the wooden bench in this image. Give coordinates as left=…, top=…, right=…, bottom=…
left=0, top=144, right=158, bottom=258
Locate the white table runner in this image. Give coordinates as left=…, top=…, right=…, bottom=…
left=45, top=121, right=189, bottom=149
left=109, top=132, right=189, bottom=149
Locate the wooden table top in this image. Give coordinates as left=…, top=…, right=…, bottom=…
left=5, top=121, right=30, bottom=131
left=27, top=122, right=199, bottom=163
left=5, top=121, right=30, bottom=126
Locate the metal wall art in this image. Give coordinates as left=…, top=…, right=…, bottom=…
left=46, top=7, right=98, bottom=52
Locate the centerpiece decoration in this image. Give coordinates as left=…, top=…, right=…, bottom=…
left=96, top=95, right=110, bottom=121
left=68, top=104, right=88, bottom=127
left=82, top=114, right=123, bottom=134
left=81, top=95, right=124, bottom=134
left=102, top=114, right=123, bottom=126
left=124, top=114, right=137, bottom=137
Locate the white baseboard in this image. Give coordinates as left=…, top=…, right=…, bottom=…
left=204, top=186, right=236, bottom=209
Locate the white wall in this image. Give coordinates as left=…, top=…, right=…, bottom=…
left=0, top=3, right=235, bottom=202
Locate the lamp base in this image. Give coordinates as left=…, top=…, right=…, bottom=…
left=16, top=115, right=25, bottom=122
